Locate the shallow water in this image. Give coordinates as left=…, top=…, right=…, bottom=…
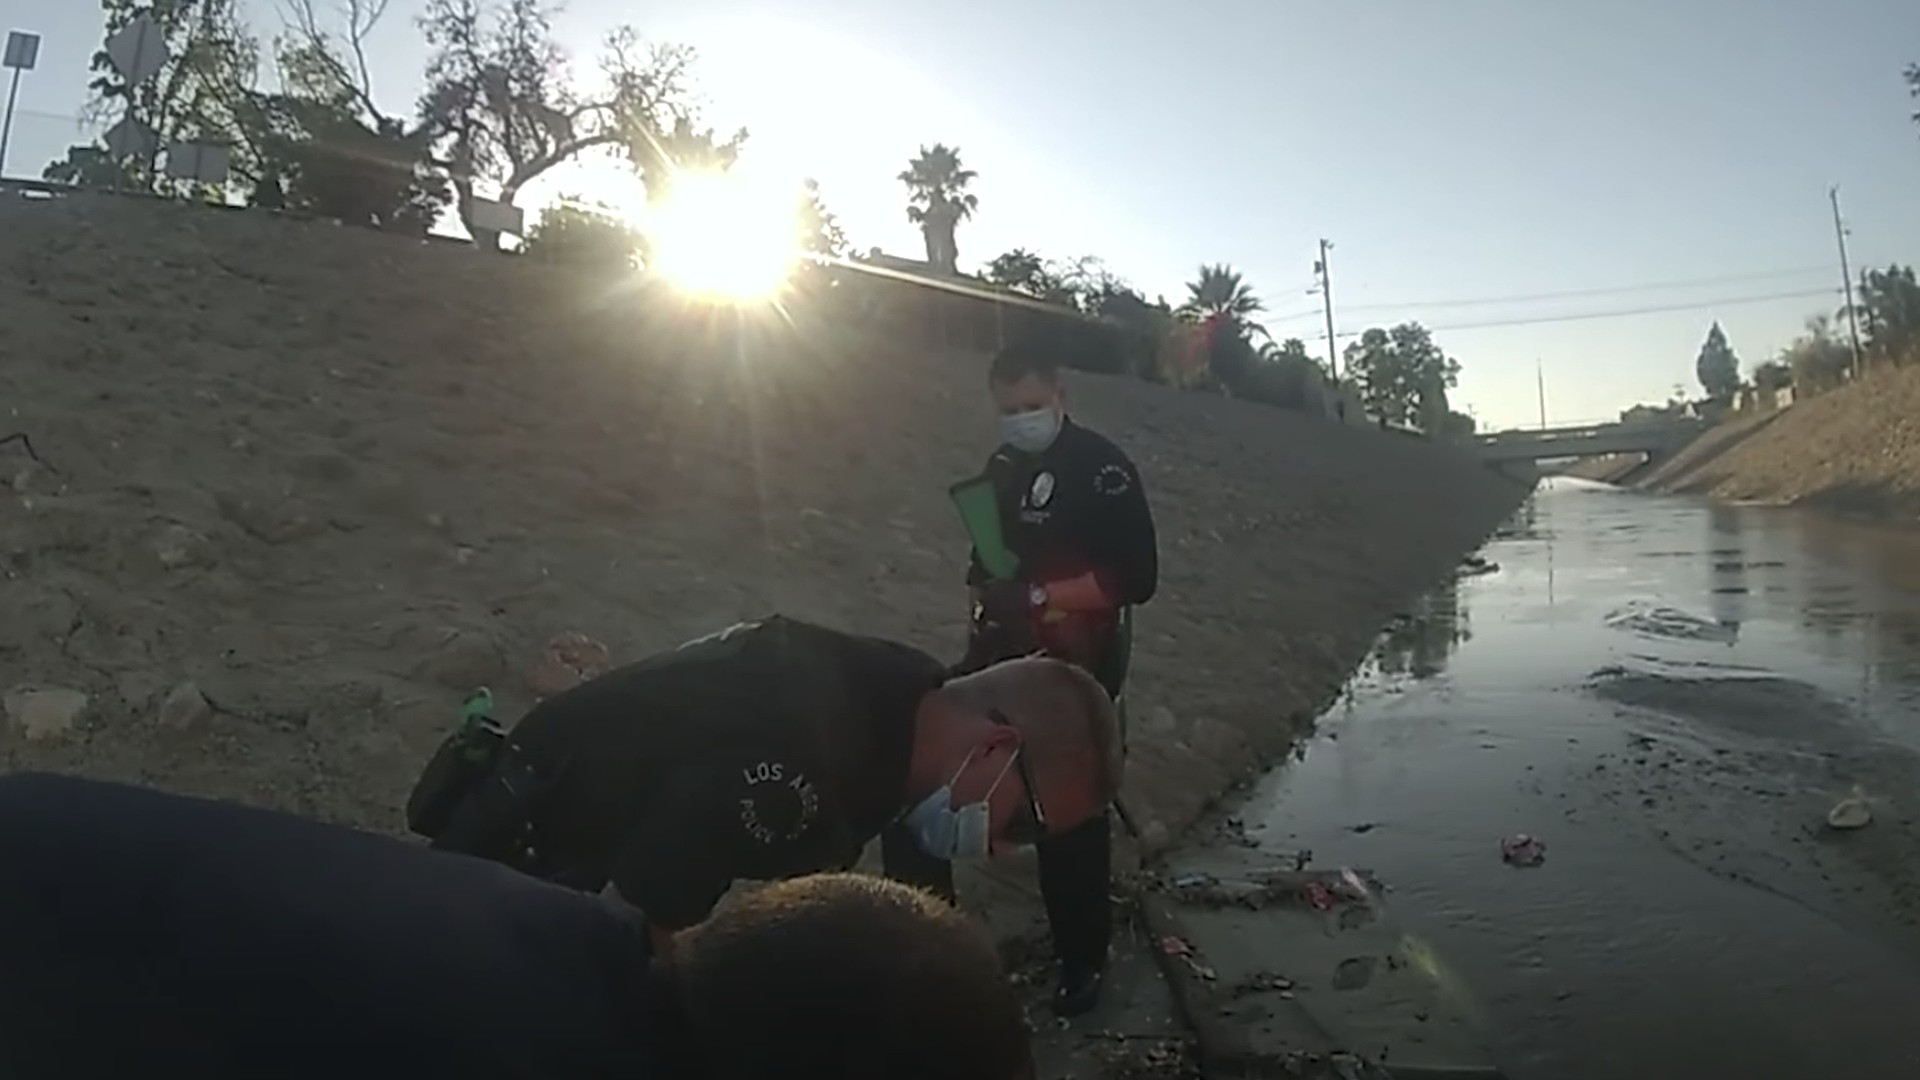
left=1241, top=477, right=1920, bottom=1079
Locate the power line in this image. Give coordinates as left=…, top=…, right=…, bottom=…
left=1308, top=285, right=1841, bottom=342
left=1336, top=265, right=1836, bottom=315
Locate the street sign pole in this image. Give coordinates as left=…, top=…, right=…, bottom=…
left=0, top=30, right=42, bottom=181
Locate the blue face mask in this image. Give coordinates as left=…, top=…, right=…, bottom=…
left=902, top=748, right=1019, bottom=861
left=999, top=407, right=1062, bottom=454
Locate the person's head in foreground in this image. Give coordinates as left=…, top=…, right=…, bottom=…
left=902, top=656, right=1123, bottom=860
left=989, top=341, right=1067, bottom=454
left=666, top=873, right=1034, bottom=1080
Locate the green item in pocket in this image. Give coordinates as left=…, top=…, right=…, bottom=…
left=949, top=475, right=1020, bottom=582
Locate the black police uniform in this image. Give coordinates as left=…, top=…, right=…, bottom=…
left=423, top=615, right=949, bottom=930
left=0, top=771, right=662, bottom=1079
left=881, top=415, right=1158, bottom=1002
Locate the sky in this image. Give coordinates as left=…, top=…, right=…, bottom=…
left=3, top=0, right=1918, bottom=429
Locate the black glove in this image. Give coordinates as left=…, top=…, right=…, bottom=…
left=976, top=580, right=1034, bottom=630
left=967, top=580, right=1039, bottom=670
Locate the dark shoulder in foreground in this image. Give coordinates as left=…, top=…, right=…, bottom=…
left=0, top=772, right=653, bottom=1080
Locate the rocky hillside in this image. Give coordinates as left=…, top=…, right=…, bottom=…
left=0, top=192, right=1527, bottom=843
left=1633, top=369, right=1920, bottom=523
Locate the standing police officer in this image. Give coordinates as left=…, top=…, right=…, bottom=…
left=410, top=615, right=1123, bottom=954
left=884, top=340, right=1159, bottom=1017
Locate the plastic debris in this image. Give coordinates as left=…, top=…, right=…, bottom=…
left=1158, top=935, right=1193, bottom=957
left=1501, top=834, right=1547, bottom=867
left=1827, top=788, right=1873, bottom=831
left=1305, top=881, right=1337, bottom=911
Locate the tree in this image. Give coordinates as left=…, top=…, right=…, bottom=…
left=415, top=1, right=731, bottom=249
left=796, top=178, right=848, bottom=257
left=1438, top=411, right=1477, bottom=440
left=1750, top=360, right=1793, bottom=393
left=984, top=249, right=1051, bottom=296
left=898, top=143, right=977, bottom=274
left=1852, top=264, right=1920, bottom=364
left=1343, top=322, right=1461, bottom=426
left=522, top=196, right=641, bottom=271
left=1178, top=263, right=1264, bottom=330
left=1695, top=321, right=1741, bottom=401
left=1782, top=315, right=1852, bottom=394
left=45, top=0, right=259, bottom=194
left=236, top=13, right=447, bottom=232
left=1908, top=61, right=1919, bottom=131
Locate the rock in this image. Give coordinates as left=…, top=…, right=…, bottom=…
left=3, top=686, right=90, bottom=740
left=158, top=681, right=213, bottom=731
left=1137, top=819, right=1172, bottom=856
left=1140, top=704, right=1179, bottom=737
left=527, top=632, right=610, bottom=697
left=152, top=523, right=213, bottom=569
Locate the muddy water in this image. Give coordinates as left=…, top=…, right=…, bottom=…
left=1240, top=477, right=1920, bottom=1079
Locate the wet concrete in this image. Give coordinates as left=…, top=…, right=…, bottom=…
left=1209, top=478, right=1920, bottom=1079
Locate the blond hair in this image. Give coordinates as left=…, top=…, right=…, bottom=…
left=939, top=657, right=1123, bottom=806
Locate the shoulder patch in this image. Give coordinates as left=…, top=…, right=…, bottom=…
left=1093, top=462, right=1132, bottom=497
left=736, top=760, right=820, bottom=846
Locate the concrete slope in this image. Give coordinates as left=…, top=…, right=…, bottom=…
left=1636, top=369, right=1920, bottom=522
left=0, top=193, right=1527, bottom=848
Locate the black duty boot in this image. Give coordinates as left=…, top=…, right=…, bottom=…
left=1051, top=964, right=1105, bottom=1018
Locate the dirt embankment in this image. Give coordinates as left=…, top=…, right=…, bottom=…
left=0, top=193, right=1528, bottom=853
left=1624, top=369, right=1920, bottom=522
left=1557, top=453, right=1647, bottom=484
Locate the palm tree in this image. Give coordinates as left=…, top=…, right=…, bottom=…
left=898, top=143, right=978, bottom=274
left=1179, top=263, right=1266, bottom=336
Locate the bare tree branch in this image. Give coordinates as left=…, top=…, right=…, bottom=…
left=347, top=0, right=391, bottom=104
left=280, top=0, right=391, bottom=124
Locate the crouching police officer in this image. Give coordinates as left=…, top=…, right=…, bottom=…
left=408, top=614, right=1123, bottom=954
left=0, top=772, right=1032, bottom=1080
left=884, top=341, right=1159, bottom=1017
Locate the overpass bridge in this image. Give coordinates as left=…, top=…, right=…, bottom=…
left=1473, top=418, right=1705, bottom=464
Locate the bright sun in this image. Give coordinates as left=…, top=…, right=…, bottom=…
left=646, top=170, right=802, bottom=302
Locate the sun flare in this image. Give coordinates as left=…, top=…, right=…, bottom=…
left=646, top=170, right=802, bottom=302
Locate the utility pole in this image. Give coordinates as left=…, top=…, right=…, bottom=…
left=1314, top=239, right=1338, bottom=376
left=1536, top=358, right=1548, bottom=430
left=1830, top=186, right=1865, bottom=379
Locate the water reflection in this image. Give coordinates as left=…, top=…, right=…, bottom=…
left=1242, top=477, right=1920, bottom=1079
left=1372, top=577, right=1471, bottom=680
left=1705, top=505, right=1748, bottom=642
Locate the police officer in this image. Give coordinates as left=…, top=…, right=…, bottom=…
left=410, top=614, right=1123, bottom=953
left=0, top=771, right=1033, bottom=1080
left=885, top=340, right=1158, bottom=1017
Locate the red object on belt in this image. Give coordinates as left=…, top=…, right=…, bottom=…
left=1030, top=569, right=1120, bottom=668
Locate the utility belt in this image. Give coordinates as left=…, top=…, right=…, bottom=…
left=406, top=689, right=549, bottom=874
left=966, top=604, right=1132, bottom=694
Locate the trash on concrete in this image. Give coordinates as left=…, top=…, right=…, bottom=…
left=1229, top=971, right=1296, bottom=998
left=1826, top=788, right=1873, bottom=831
left=1154, top=935, right=1216, bottom=981
left=1501, top=833, right=1547, bottom=866
left=1171, top=865, right=1381, bottom=911
left=3, top=686, right=89, bottom=741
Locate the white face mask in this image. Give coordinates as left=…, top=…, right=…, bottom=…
left=999, top=407, right=1062, bottom=454
left=900, top=748, right=1019, bottom=861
